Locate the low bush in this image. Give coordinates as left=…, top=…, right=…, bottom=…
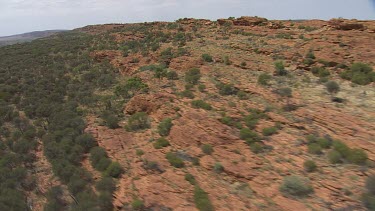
left=308, top=143, right=322, bottom=155
left=262, top=127, right=278, bottom=136
left=237, top=91, right=248, bottom=100
left=243, top=110, right=267, bottom=129
left=325, top=81, right=340, bottom=95
left=201, top=144, right=214, bottom=155
left=303, top=160, right=317, bottom=172
left=280, top=175, right=314, bottom=197
left=327, top=150, right=342, bottom=164
left=366, top=175, right=375, bottom=195
left=185, top=68, right=201, bottom=85
left=194, top=186, right=214, bottom=211
left=214, top=163, right=224, bottom=173
left=198, top=84, right=206, bottom=92
left=126, top=112, right=150, bottom=131
left=158, top=118, right=173, bottom=136
left=191, top=100, right=212, bottom=110
left=274, top=61, right=288, bottom=76
left=136, top=149, right=144, bottom=156
left=250, top=142, right=264, bottom=154
left=340, top=62, right=375, bottom=85
left=220, top=116, right=233, bottom=126
left=185, top=173, right=196, bottom=185
left=240, top=128, right=260, bottom=144
left=166, top=152, right=185, bottom=168
left=153, top=138, right=170, bottom=149
left=101, top=113, right=120, bottom=129
left=131, top=198, right=145, bottom=210
left=180, top=90, right=195, bottom=99
left=90, top=147, right=108, bottom=168
left=96, top=177, right=116, bottom=193
left=311, top=66, right=330, bottom=78
left=333, top=141, right=350, bottom=158
left=258, top=73, right=272, bottom=86
left=363, top=175, right=375, bottom=210
left=105, top=162, right=123, bottom=178
left=166, top=70, right=178, bottom=80
left=316, top=137, right=332, bottom=149
left=216, top=83, right=238, bottom=96
left=201, top=54, right=213, bottom=62
left=347, top=148, right=368, bottom=165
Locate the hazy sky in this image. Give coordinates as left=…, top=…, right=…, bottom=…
left=0, top=0, right=374, bottom=36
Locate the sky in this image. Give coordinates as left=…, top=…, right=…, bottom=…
left=0, top=0, right=374, bottom=36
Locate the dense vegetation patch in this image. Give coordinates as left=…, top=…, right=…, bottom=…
left=340, top=63, right=375, bottom=85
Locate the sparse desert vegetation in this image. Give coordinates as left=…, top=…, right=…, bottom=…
left=0, top=16, right=374, bottom=211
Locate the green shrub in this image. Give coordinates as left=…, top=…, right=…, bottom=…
left=220, top=116, right=233, bottom=126
left=96, top=158, right=112, bottom=172
left=317, top=138, right=331, bottom=149
left=274, top=61, right=287, bottom=76
left=363, top=175, right=375, bottom=210
left=75, top=134, right=96, bottom=153
left=243, top=110, right=266, bottom=129
left=276, top=87, right=292, bottom=98
left=115, top=77, right=148, bottom=98
left=191, top=100, right=212, bottom=110
left=105, top=162, right=123, bottom=178
left=306, top=134, right=317, bottom=143
left=194, top=186, right=214, bottom=211
left=158, top=118, right=173, bottom=136
left=180, top=90, right=195, bottom=99
left=262, top=127, right=278, bottom=136
left=153, top=138, right=170, bottom=149
left=303, top=160, right=317, bottom=172
left=327, top=150, right=342, bottom=164
left=366, top=175, right=375, bottom=195
left=185, top=173, right=196, bottom=185
left=214, top=163, right=224, bottom=173
left=241, top=61, right=247, bottom=67
left=96, top=177, right=116, bottom=193
left=217, top=83, right=238, bottom=96
left=308, top=143, right=322, bottom=154
left=166, top=152, right=184, bottom=168
left=198, top=84, right=206, bottom=92
left=166, top=70, right=178, bottom=80
left=306, top=50, right=316, bottom=60
left=192, top=157, right=200, bottom=166
left=258, top=73, right=272, bottom=86
left=340, top=63, right=374, bottom=85
left=202, top=54, right=213, bottom=62
left=362, top=193, right=375, bottom=210
left=102, top=113, right=120, bottom=129
left=280, top=176, right=314, bottom=197
left=201, top=144, right=214, bottom=155
left=136, top=149, right=144, bottom=156
left=237, top=91, right=248, bottom=100
left=240, top=128, right=260, bottom=144
left=250, top=142, right=264, bottom=154
left=333, top=141, right=350, bottom=158
left=90, top=147, right=108, bottom=167
left=126, top=112, right=150, bottom=131
left=347, top=148, right=368, bottom=165
left=325, top=81, right=340, bottom=95
left=311, top=67, right=330, bottom=78
left=131, top=198, right=144, bottom=210
left=185, top=68, right=201, bottom=85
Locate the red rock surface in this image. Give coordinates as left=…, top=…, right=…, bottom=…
left=79, top=17, right=375, bottom=210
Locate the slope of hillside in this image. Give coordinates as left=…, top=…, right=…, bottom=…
left=0, top=17, right=374, bottom=211
left=0, top=30, right=67, bottom=46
